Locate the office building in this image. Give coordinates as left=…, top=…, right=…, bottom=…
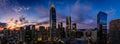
left=31, top=25, right=38, bottom=44
left=109, top=19, right=120, bottom=44
left=25, top=25, right=32, bottom=44
left=57, top=22, right=66, bottom=39
left=71, top=23, right=77, bottom=39
left=91, top=28, right=97, bottom=44
left=66, top=16, right=71, bottom=38
left=39, top=26, right=48, bottom=42
left=50, top=4, right=56, bottom=41
left=97, top=11, right=107, bottom=44
left=19, top=27, right=25, bottom=43
left=46, top=27, right=51, bottom=41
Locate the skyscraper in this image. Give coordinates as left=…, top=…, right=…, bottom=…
left=91, top=28, right=97, bottom=44
left=31, top=25, right=38, bottom=44
left=37, top=26, right=43, bottom=42
left=19, top=27, right=25, bottom=43
left=56, top=22, right=61, bottom=39
left=66, top=16, right=71, bottom=38
left=97, top=11, right=107, bottom=29
left=24, top=25, right=38, bottom=44
left=46, top=27, right=51, bottom=41
left=2, top=28, right=9, bottom=44
left=72, top=23, right=76, bottom=32
left=57, top=22, right=65, bottom=39
left=97, top=11, right=107, bottom=44
left=25, top=25, right=32, bottom=44
left=71, top=23, right=77, bottom=39
left=39, top=26, right=48, bottom=42
left=109, top=19, right=120, bottom=44
left=50, top=4, right=56, bottom=41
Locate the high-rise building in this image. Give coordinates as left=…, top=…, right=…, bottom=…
left=46, top=27, right=51, bottom=41
left=50, top=4, right=56, bottom=41
left=37, top=26, right=42, bottom=42
left=39, top=26, right=48, bottom=42
left=3, top=28, right=9, bottom=39
left=97, top=11, right=107, bottom=29
left=109, top=19, right=120, bottom=44
left=71, top=23, right=77, bottom=39
left=2, top=28, right=9, bottom=44
left=57, top=22, right=65, bottom=39
left=24, top=25, right=38, bottom=44
left=25, top=25, right=32, bottom=44
left=66, top=16, right=71, bottom=38
left=31, top=25, right=38, bottom=44
left=19, top=27, right=25, bottom=43
left=56, top=22, right=61, bottom=40
left=97, top=11, right=107, bottom=44
left=91, top=28, right=97, bottom=44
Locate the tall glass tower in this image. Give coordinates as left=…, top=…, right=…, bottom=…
left=97, top=11, right=107, bottom=29
left=50, top=4, right=56, bottom=41
left=97, top=11, right=107, bottom=44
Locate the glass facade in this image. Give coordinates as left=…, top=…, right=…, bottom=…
left=97, top=11, right=107, bottom=29
left=97, top=11, right=107, bottom=44
left=50, top=4, right=56, bottom=41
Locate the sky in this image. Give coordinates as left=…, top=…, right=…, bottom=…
left=0, top=0, right=120, bottom=29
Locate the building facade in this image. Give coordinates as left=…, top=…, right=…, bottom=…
left=71, top=23, right=77, bottom=39
left=109, top=19, right=120, bottom=44
left=39, top=26, right=48, bottom=42
left=50, top=4, right=56, bottom=41
left=66, top=16, right=71, bottom=38
left=97, top=11, right=107, bottom=44
left=57, top=22, right=66, bottom=39
left=19, top=27, right=25, bottom=43
left=25, top=25, right=32, bottom=44
left=91, top=28, right=97, bottom=44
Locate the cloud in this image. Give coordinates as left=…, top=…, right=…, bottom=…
left=0, top=0, right=11, bottom=15
left=0, top=0, right=32, bottom=28
left=69, top=1, right=96, bottom=28
left=77, top=23, right=94, bottom=29
left=49, top=1, right=95, bottom=29
left=0, top=0, right=97, bottom=29
left=13, top=6, right=30, bottom=13
left=36, top=21, right=49, bottom=25
left=105, top=8, right=116, bottom=15
left=0, top=0, right=9, bottom=6
left=35, top=6, right=49, bottom=18
left=71, top=1, right=92, bottom=13
left=64, top=1, right=93, bottom=24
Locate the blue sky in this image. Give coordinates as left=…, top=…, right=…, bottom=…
left=0, top=0, right=119, bottom=29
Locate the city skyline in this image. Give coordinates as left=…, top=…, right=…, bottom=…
left=0, top=0, right=120, bottom=44
left=0, top=0, right=120, bottom=29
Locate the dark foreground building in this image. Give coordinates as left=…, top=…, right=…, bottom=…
left=110, top=19, right=120, bottom=44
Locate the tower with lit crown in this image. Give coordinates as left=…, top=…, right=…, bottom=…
left=50, top=4, right=56, bottom=41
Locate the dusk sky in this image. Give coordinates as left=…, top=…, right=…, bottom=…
left=0, top=0, right=120, bottom=29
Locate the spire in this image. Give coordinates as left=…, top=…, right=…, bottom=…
left=51, top=4, right=55, bottom=8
